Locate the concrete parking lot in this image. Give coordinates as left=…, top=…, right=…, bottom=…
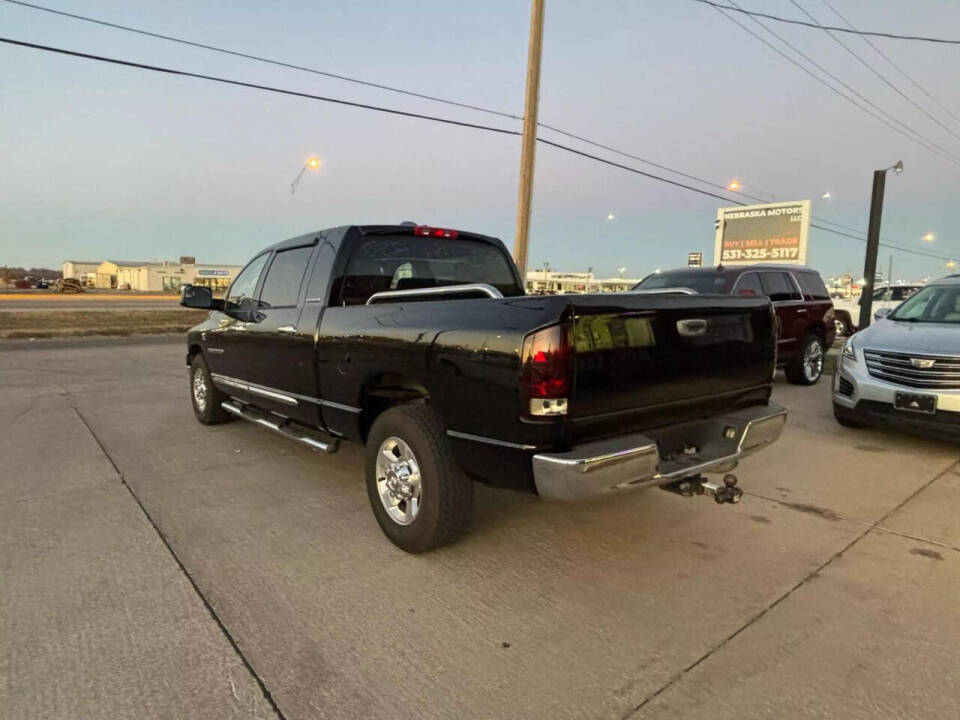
left=2, top=338, right=959, bottom=719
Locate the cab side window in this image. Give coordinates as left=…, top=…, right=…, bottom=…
left=759, top=272, right=801, bottom=302
left=226, top=253, right=270, bottom=310
left=259, top=246, right=314, bottom=308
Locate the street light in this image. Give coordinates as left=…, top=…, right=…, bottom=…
left=606, top=212, right=615, bottom=221
left=858, top=160, right=903, bottom=329
left=948, top=260, right=956, bottom=270
left=923, top=232, right=935, bottom=242
left=821, top=191, right=832, bottom=199
left=291, top=156, right=321, bottom=194
left=727, top=179, right=775, bottom=202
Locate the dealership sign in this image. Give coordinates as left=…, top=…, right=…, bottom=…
left=198, top=269, right=230, bottom=276
left=713, top=200, right=811, bottom=266
left=687, top=252, right=702, bottom=267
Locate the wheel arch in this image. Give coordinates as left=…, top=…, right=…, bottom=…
left=359, top=371, right=431, bottom=441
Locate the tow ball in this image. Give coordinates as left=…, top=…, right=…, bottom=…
left=660, top=474, right=743, bottom=504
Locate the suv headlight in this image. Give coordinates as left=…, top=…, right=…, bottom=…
left=841, top=339, right=857, bottom=363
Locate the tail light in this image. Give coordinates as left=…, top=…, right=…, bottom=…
left=414, top=226, right=459, bottom=238
left=520, top=324, right=571, bottom=417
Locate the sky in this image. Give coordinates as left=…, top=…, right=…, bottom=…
left=1, top=0, right=959, bottom=282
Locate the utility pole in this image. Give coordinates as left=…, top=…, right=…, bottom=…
left=512, top=0, right=546, bottom=278
left=859, top=161, right=902, bottom=329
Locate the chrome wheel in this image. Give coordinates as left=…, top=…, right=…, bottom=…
left=192, top=367, right=208, bottom=412
left=375, top=436, right=422, bottom=526
left=834, top=318, right=846, bottom=336
left=803, top=340, right=823, bottom=382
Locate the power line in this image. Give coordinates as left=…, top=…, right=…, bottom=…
left=0, top=36, right=523, bottom=135
left=0, top=36, right=949, bottom=264
left=688, top=0, right=960, bottom=45
left=0, top=35, right=746, bottom=208
left=1, top=0, right=769, bottom=202
left=821, top=0, right=960, bottom=128
left=725, top=0, right=960, bottom=163
left=0, top=0, right=523, bottom=122
left=810, top=223, right=953, bottom=261
left=787, top=0, right=960, bottom=144
left=711, top=2, right=960, bottom=166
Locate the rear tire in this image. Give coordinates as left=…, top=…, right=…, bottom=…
left=190, top=354, right=231, bottom=425
left=785, top=335, right=824, bottom=385
left=833, top=403, right=865, bottom=428
left=365, top=404, right=473, bottom=553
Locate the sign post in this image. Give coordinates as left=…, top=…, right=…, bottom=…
left=714, top=200, right=811, bottom=266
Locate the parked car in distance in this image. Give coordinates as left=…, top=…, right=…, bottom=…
left=635, top=264, right=836, bottom=385
left=831, top=284, right=922, bottom=336
left=182, top=224, right=786, bottom=552
left=834, top=276, right=960, bottom=436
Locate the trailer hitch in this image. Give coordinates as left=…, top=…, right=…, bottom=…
left=660, top=473, right=743, bottom=504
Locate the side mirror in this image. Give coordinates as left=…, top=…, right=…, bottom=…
left=874, top=307, right=891, bottom=320
left=181, top=284, right=214, bottom=309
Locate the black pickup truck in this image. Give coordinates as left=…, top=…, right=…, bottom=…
left=182, top=224, right=786, bottom=552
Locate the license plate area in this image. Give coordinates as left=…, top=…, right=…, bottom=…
left=894, top=392, right=937, bottom=414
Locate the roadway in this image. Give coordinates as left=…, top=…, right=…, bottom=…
left=0, top=291, right=182, bottom=311
left=2, top=338, right=958, bottom=719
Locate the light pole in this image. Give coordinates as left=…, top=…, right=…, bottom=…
left=859, top=160, right=903, bottom=329
left=291, top=156, right=321, bottom=194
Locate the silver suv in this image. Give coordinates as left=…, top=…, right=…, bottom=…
left=833, top=275, right=960, bottom=436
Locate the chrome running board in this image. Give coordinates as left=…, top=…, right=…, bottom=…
left=221, top=401, right=339, bottom=454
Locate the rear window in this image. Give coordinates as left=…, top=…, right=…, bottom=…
left=339, top=235, right=521, bottom=305
left=635, top=271, right=733, bottom=294
left=794, top=271, right=830, bottom=301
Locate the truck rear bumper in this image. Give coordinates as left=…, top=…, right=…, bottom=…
left=532, top=403, right=786, bottom=501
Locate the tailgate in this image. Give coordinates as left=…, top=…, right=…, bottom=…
left=569, top=293, right=775, bottom=421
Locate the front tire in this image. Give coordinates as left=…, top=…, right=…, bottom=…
left=834, top=315, right=851, bottom=337
left=364, top=404, right=473, bottom=553
left=785, top=335, right=824, bottom=385
left=190, top=354, right=231, bottom=424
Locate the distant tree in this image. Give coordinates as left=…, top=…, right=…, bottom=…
left=1, top=266, right=63, bottom=281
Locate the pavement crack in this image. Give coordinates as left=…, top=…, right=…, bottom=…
left=873, top=525, right=960, bottom=554
left=67, top=400, right=287, bottom=720
left=623, top=460, right=960, bottom=719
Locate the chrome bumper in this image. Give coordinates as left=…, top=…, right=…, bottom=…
left=532, top=404, right=787, bottom=501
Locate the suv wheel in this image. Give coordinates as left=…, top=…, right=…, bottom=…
left=834, top=316, right=850, bottom=336
left=190, top=354, right=231, bottom=424
left=785, top=335, right=824, bottom=385
left=364, top=404, right=473, bottom=553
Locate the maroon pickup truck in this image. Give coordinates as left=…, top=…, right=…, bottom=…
left=636, top=264, right=836, bottom=385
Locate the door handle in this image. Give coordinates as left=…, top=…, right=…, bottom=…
left=796, top=309, right=808, bottom=314
left=277, top=325, right=297, bottom=334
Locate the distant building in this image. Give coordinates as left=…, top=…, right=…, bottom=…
left=61, top=260, right=100, bottom=285
left=525, top=269, right=640, bottom=294
left=91, top=259, right=243, bottom=291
